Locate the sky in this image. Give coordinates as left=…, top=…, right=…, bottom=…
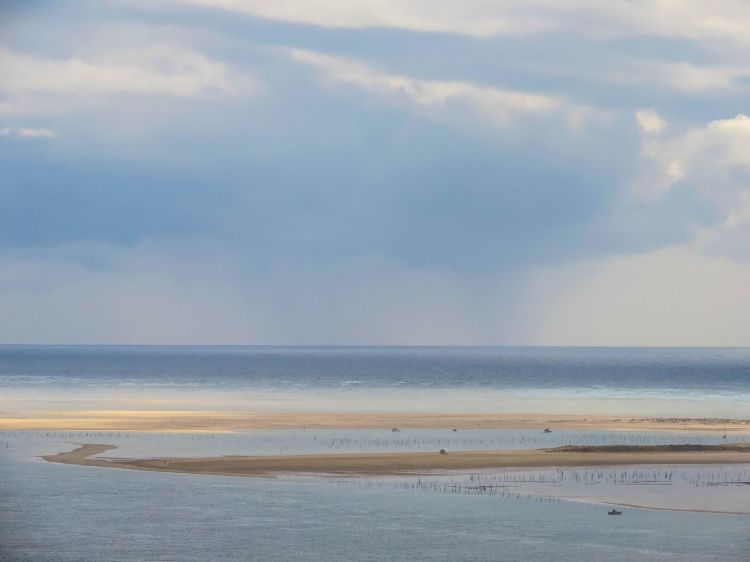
left=2, top=1, right=750, bottom=345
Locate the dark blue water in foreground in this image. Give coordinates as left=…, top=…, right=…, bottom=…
left=1, top=345, right=749, bottom=394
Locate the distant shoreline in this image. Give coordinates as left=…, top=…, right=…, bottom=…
left=43, top=443, right=750, bottom=478
left=4, top=411, right=750, bottom=433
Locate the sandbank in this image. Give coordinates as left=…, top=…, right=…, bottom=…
left=43, top=443, right=750, bottom=478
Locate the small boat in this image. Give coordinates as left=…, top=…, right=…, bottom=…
left=543, top=428, right=552, bottom=433
left=608, top=509, right=622, bottom=516
left=391, top=428, right=400, bottom=432
left=439, top=448, right=448, bottom=454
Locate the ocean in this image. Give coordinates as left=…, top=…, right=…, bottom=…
left=1, top=346, right=750, bottom=561
left=3, top=345, right=750, bottom=391
left=2, top=345, right=750, bottom=416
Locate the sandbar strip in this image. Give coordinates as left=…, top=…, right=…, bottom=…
left=43, top=443, right=750, bottom=478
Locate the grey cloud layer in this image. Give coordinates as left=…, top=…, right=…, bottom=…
left=2, top=1, right=749, bottom=343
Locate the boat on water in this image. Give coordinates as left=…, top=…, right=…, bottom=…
left=543, top=428, right=552, bottom=433
left=608, top=509, right=623, bottom=516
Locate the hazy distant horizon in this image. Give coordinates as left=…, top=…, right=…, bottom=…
left=4, top=343, right=750, bottom=349
left=3, top=345, right=749, bottom=418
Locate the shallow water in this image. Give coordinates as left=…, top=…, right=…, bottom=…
left=4, top=428, right=750, bottom=458
left=3, top=347, right=750, bottom=560
left=339, top=465, right=750, bottom=515
left=2, top=438, right=750, bottom=561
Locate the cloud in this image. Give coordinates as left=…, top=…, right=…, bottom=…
left=5, top=1, right=750, bottom=346
left=526, top=246, right=750, bottom=346
left=633, top=114, right=750, bottom=203
left=607, top=60, right=750, bottom=95
left=288, top=48, right=592, bottom=129
left=149, top=0, right=554, bottom=37
left=0, top=241, right=531, bottom=344
left=532, top=111, right=750, bottom=345
left=657, top=63, right=747, bottom=94
left=623, top=113, right=750, bottom=263
left=0, top=44, right=249, bottom=115
left=0, top=243, right=268, bottom=344
left=146, top=0, right=750, bottom=43
left=690, top=183, right=750, bottom=262
left=635, top=110, right=665, bottom=134
left=0, top=127, right=57, bottom=138
left=599, top=0, right=750, bottom=43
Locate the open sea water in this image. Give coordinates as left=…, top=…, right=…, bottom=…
left=1, top=345, right=750, bottom=416
left=2, top=345, right=749, bottom=392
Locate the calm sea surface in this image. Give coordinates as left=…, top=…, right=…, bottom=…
left=2, top=345, right=749, bottom=416
left=2, top=347, right=750, bottom=560
left=1, top=345, right=749, bottom=391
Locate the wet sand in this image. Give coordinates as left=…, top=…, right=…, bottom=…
left=6, top=410, right=750, bottom=433
left=44, top=443, right=750, bottom=478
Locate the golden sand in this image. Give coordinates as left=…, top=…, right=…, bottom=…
left=5, top=410, right=750, bottom=433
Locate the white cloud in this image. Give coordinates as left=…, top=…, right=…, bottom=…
left=0, top=44, right=249, bottom=115
left=527, top=112, right=750, bottom=345
left=0, top=127, right=57, bottom=138
left=607, top=60, right=750, bottom=95
left=633, top=114, right=750, bottom=202
left=658, top=63, right=744, bottom=94
left=629, top=112, right=750, bottom=263
left=289, top=49, right=591, bottom=129
left=145, top=0, right=750, bottom=43
left=516, top=103, right=750, bottom=346
left=150, top=0, right=554, bottom=38
left=635, top=110, right=665, bottom=134
left=595, top=0, right=750, bottom=43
